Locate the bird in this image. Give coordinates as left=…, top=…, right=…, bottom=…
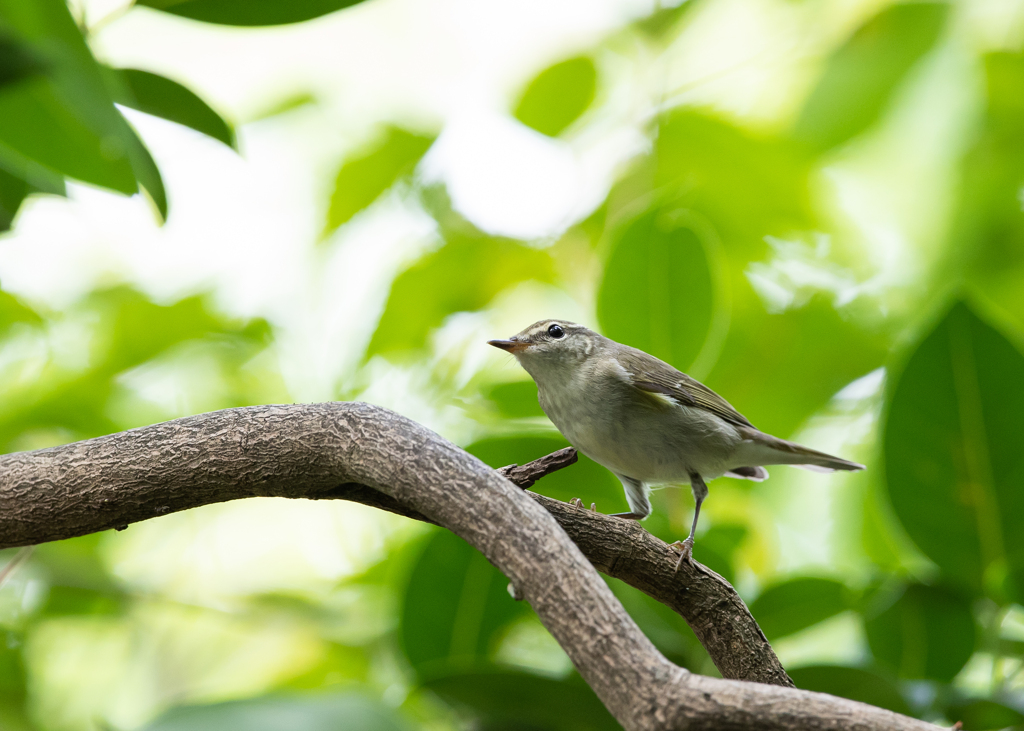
left=488, top=319, right=864, bottom=566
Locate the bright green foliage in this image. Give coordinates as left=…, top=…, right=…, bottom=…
left=793, top=3, right=949, bottom=152
left=136, top=0, right=371, bottom=26
left=788, top=666, right=911, bottom=717
left=422, top=669, right=618, bottom=731
left=884, top=302, right=1024, bottom=602
left=0, top=168, right=30, bottom=232
left=864, top=583, right=976, bottom=682
left=105, top=68, right=236, bottom=149
left=749, top=578, right=849, bottom=641
left=513, top=56, right=597, bottom=137
left=140, top=694, right=409, bottom=731
left=0, top=289, right=41, bottom=338
left=367, top=234, right=555, bottom=356
left=483, top=380, right=545, bottom=419
left=0, top=30, right=45, bottom=89
left=399, top=530, right=528, bottom=675
left=325, top=127, right=434, bottom=234
left=597, top=206, right=718, bottom=372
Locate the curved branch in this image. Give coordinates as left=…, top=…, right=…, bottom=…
left=0, top=403, right=938, bottom=731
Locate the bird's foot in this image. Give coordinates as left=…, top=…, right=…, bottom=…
left=668, top=538, right=694, bottom=572
left=569, top=497, right=584, bottom=509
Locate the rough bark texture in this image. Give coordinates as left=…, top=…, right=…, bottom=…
left=0, top=403, right=939, bottom=731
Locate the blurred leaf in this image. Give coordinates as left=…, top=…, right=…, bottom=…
left=655, top=111, right=815, bottom=255
left=367, top=235, right=555, bottom=357
left=483, top=380, right=545, bottom=419
left=787, top=665, right=911, bottom=716
left=0, top=289, right=41, bottom=336
left=793, top=3, right=949, bottom=151
left=946, top=53, right=1024, bottom=324
left=884, top=301, right=1024, bottom=600
left=0, top=0, right=167, bottom=216
left=0, top=633, right=31, bottom=731
left=423, top=668, right=619, bottom=731
left=513, top=56, right=597, bottom=137
left=325, top=127, right=433, bottom=234
left=597, top=205, right=721, bottom=373
left=399, top=530, right=528, bottom=676
left=946, top=699, right=1024, bottom=731
left=466, top=434, right=623, bottom=510
left=41, top=586, right=125, bottom=618
left=136, top=0, right=371, bottom=26
left=693, top=523, right=746, bottom=585
left=0, top=30, right=45, bottom=89
left=633, top=0, right=698, bottom=40
left=141, top=693, right=409, bottom=731
left=864, top=583, right=975, bottom=682
left=750, top=577, right=849, bottom=641
left=606, top=577, right=706, bottom=670
left=105, top=67, right=235, bottom=149
left=0, top=166, right=29, bottom=231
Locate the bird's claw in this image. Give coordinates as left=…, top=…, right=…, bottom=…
left=569, top=497, right=584, bottom=509
left=590, top=503, right=597, bottom=512
left=668, top=538, right=694, bottom=572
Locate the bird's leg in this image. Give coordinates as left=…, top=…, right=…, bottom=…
left=569, top=497, right=584, bottom=508
left=670, top=473, right=708, bottom=570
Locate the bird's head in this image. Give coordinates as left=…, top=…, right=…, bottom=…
left=488, top=320, right=601, bottom=378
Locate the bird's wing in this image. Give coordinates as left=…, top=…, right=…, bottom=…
left=615, top=348, right=756, bottom=429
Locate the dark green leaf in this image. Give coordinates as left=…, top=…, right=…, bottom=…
left=693, top=523, right=746, bottom=585
left=0, top=0, right=167, bottom=216
left=864, top=583, right=975, bottom=682
left=513, top=56, right=597, bottom=137
left=884, top=301, right=1024, bottom=600
left=483, top=380, right=545, bottom=419
left=0, top=30, right=45, bottom=89
left=597, top=205, right=721, bottom=373
left=141, top=694, right=409, bottom=731
left=946, top=699, right=1024, bottom=731
left=106, top=68, right=234, bottom=148
left=399, top=530, right=528, bottom=676
left=750, top=577, right=849, bottom=641
left=136, top=0, right=370, bottom=26
left=423, top=668, right=619, bottom=731
left=325, top=127, right=433, bottom=234
left=788, top=665, right=911, bottom=716
left=367, top=235, right=555, bottom=357
left=793, top=3, right=948, bottom=151
left=0, top=166, right=29, bottom=231
left=466, top=434, right=624, bottom=510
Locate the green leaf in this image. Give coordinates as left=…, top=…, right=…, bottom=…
left=0, top=167, right=29, bottom=231
left=787, top=665, right=911, bottom=717
left=945, top=699, right=1024, bottom=731
left=884, top=301, right=1024, bottom=600
left=141, top=694, right=409, bottom=731
left=466, top=434, right=624, bottom=510
left=793, top=2, right=949, bottom=151
left=597, top=205, right=722, bottom=373
left=422, top=668, right=619, bottom=731
left=0, top=288, right=42, bottom=337
left=513, top=56, right=597, bottom=137
left=749, top=577, right=849, bottom=641
left=367, top=234, right=555, bottom=357
left=399, top=530, right=528, bottom=676
left=135, top=0, right=370, bottom=26
left=483, top=380, right=545, bottom=419
left=864, top=583, right=975, bottom=682
left=693, top=523, right=746, bottom=585
left=106, top=67, right=235, bottom=149
left=0, top=0, right=167, bottom=216
left=0, top=29, right=45, bottom=89
left=325, top=127, right=433, bottom=234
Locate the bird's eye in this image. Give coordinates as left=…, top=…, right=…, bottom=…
left=548, top=324, right=564, bottom=339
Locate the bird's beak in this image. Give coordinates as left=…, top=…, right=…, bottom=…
left=488, top=339, right=527, bottom=353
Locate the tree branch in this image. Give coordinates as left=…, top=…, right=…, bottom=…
left=0, top=403, right=938, bottom=731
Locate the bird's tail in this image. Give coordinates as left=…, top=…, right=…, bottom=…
left=736, top=427, right=865, bottom=472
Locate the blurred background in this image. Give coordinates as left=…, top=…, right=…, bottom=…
left=2, top=0, right=1024, bottom=728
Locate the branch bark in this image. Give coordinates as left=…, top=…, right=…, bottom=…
left=0, top=403, right=938, bottom=731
